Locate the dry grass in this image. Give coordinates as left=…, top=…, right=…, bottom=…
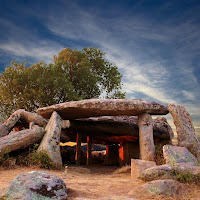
left=0, top=165, right=200, bottom=199
left=113, top=165, right=131, bottom=174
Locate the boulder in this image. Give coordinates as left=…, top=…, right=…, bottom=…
left=0, top=126, right=45, bottom=154
left=37, top=111, right=63, bottom=169
left=0, top=122, right=9, bottom=137
left=128, top=179, right=188, bottom=197
left=0, top=171, right=67, bottom=200
left=138, top=113, right=155, bottom=161
left=139, top=164, right=173, bottom=181
left=131, top=159, right=156, bottom=179
left=163, top=145, right=198, bottom=165
left=169, top=104, right=200, bottom=161
left=37, top=99, right=169, bottom=120
left=139, top=163, right=200, bottom=181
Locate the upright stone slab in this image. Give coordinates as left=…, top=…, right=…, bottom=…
left=138, top=113, right=155, bottom=161
left=131, top=159, right=156, bottom=179
left=163, top=145, right=198, bottom=165
left=37, top=111, right=63, bottom=169
left=169, top=104, right=200, bottom=161
left=0, top=122, right=9, bottom=137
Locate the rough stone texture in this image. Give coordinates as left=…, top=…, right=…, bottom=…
left=0, top=171, right=67, bottom=200
left=139, top=163, right=200, bottom=181
left=4, top=111, right=21, bottom=131
left=139, top=164, right=173, bottom=181
left=128, top=179, right=188, bottom=197
left=131, top=159, right=157, bottom=179
left=169, top=104, right=200, bottom=161
left=70, top=116, right=173, bottom=141
left=153, top=117, right=174, bottom=142
left=138, top=113, right=155, bottom=161
left=37, top=111, right=63, bottom=169
left=4, top=109, right=48, bottom=132
left=0, top=127, right=45, bottom=154
left=0, top=122, right=9, bottom=137
left=37, top=99, right=169, bottom=120
left=163, top=145, right=198, bottom=165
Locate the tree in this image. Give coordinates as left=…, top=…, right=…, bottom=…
left=0, top=47, right=125, bottom=119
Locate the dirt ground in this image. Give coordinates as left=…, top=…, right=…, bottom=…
left=0, top=165, right=200, bottom=200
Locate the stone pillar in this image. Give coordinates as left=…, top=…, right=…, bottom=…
left=87, top=136, right=92, bottom=165
left=138, top=113, right=155, bottom=161
left=75, top=132, right=82, bottom=166
left=104, top=144, right=119, bottom=166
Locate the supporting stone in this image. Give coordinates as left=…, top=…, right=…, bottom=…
left=138, top=113, right=155, bottom=161
left=104, top=144, right=119, bottom=166
left=75, top=132, right=82, bottom=166
left=37, top=111, right=63, bottom=169
left=119, top=142, right=140, bottom=166
left=87, top=136, right=92, bottom=166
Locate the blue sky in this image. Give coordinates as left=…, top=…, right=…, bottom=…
left=0, top=0, right=200, bottom=135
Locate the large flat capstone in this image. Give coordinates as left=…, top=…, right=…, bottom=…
left=37, top=99, right=169, bottom=120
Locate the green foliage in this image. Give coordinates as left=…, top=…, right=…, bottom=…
left=0, top=149, right=9, bottom=163
left=27, top=143, right=53, bottom=169
left=0, top=47, right=125, bottom=118
left=171, top=167, right=200, bottom=184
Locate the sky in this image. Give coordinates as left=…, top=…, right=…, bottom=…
left=0, top=0, right=200, bottom=136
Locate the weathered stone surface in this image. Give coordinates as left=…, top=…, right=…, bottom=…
left=37, top=111, right=63, bottom=169
left=37, top=99, right=169, bottom=120
left=138, top=113, right=155, bottom=161
left=169, top=104, right=200, bottom=161
left=139, top=163, right=200, bottom=181
left=4, top=109, right=48, bottom=132
left=4, top=111, right=21, bottom=131
left=163, top=145, right=198, bottom=165
left=70, top=116, right=173, bottom=141
left=0, top=171, right=67, bottom=200
left=0, top=122, right=9, bottom=137
left=131, top=159, right=156, bottom=179
left=0, top=127, right=45, bottom=154
left=128, top=179, right=188, bottom=197
left=153, top=117, right=174, bottom=142
left=139, top=164, right=173, bottom=181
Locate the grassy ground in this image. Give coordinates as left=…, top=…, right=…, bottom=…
left=0, top=165, right=200, bottom=199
